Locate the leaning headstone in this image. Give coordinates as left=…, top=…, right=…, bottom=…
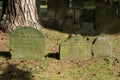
left=10, top=27, right=45, bottom=59
left=92, top=37, right=112, bottom=58
left=60, top=34, right=92, bottom=60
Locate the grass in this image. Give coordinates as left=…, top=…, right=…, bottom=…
left=1, top=28, right=120, bottom=80
left=1, top=57, right=120, bottom=80
left=0, top=4, right=120, bottom=79
left=40, top=5, right=47, bottom=9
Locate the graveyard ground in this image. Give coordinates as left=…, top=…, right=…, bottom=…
left=0, top=28, right=120, bottom=80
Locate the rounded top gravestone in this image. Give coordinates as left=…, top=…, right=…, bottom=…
left=10, top=27, right=45, bottom=59
left=92, top=37, right=112, bottom=58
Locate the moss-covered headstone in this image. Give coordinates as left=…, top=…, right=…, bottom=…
left=62, top=19, right=74, bottom=33
left=10, top=27, right=45, bottom=59
left=92, top=37, right=112, bottom=58
left=60, top=34, right=92, bottom=60
left=79, top=22, right=95, bottom=36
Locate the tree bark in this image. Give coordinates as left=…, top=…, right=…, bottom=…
left=0, top=0, right=42, bottom=32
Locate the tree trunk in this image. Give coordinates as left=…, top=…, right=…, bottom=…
left=0, top=0, right=42, bottom=32
left=36, top=0, right=41, bottom=18
left=118, top=0, right=120, bottom=19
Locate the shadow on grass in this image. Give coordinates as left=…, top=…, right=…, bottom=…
left=0, top=64, right=33, bottom=80
left=45, top=52, right=60, bottom=60
left=0, top=51, right=11, bottom=59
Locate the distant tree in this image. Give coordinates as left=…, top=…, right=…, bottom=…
left=0, top=0, right=42, bottom=32
left=64, top=0, right=69, bottom=8
left=72, top=0, right=84, bottom=7
left=112, top=0, right=120, bottom=18
left=47, top=0, right=64, bottom=17
left=95, top=0, right=106, bottom=4
left=118, top=0, right=120, bottom=18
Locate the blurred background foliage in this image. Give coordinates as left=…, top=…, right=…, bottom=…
left=0, top=0, right=119, bottom=35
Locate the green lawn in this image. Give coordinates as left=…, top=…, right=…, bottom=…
left=0, top=28, right=120, bottom=80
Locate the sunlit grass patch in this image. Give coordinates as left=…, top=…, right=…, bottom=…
left=40, top=5, right=47, bottom=9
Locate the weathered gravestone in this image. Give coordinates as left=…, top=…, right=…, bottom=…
left=44, top=18, right=61, bottom=31
left=79, top=22, right=95, bottom=36
left=62, top=19, right=74, bottom=33
left=10, top=27, right=45, bottom=59
left=60, top=34, right=92, bottom=60
left=92, top=37, right=112, bottom=58
left=95, top=5, right=117, bottom=34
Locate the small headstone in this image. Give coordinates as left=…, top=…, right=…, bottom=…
left=79, top=22, right=95, bottom=36
left=62, top=19, right=74, bottom=33
left=10, top=27, right=45, bottom=59
left=45, top=18, right=61, bottom=31
left=60, top=34, right=92, bottom=60
left=92, top=37, right=112, bottom=58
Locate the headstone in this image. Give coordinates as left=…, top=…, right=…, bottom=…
left=95, top=5, right=117, bottom=34
left=79, top=22, right=95, bottom=36
left=45, top=18, right=61, bottom=31
left=92, top=37, right=112, bottom=58
left=62, top=19, right=74, bottom=33
left=60, top=34, right=92, bottom=60
left=10, top=27, right=45, bottom=59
